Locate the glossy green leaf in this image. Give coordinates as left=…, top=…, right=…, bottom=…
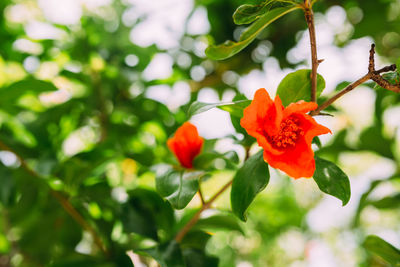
left=187, top=100, right=250, bottom=118
left=231, top=150, right=270, bottom=221
left=313, top=157, right=351, bottom=206
left=206, top=6, right=300, bottom=60
left=363, top=235, right=400, bottom=265
left=277, top=69, right=326, bottom=106
left=233, top=3, right=270, bottom=25
left=156, top=170, right=202, bottom=209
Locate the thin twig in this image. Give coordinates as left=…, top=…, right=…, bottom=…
left=303, top=1, right=319, bottom=102
left=0, top=140, right=109, bottom=255
left=198, top=187, right=205, bottom=205
left=175, top=179, right=233, bottom=242
left=311, top=44, right=400, bottom=115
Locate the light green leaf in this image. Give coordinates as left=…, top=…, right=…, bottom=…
left=233, top=3, right=270, bottom=25
left=187, top=100, right=250, bottom=118
left=193, top=214, right=244, bottom=234
left=156, top=170, right=202, bottom=209
left=277, top=69, right=325, bottom=106
left=231, top=150, right=270, bottom=221
left=363, top=235, right=400, bottom=266
left=206, top=6, right=300, bottom=60
left=313, top=157, right=351, bottom=206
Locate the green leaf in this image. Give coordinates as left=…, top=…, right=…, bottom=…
left=156, top=170, right=202, bottom=209
left=180, top=231, right=212, bottom=250
left=187, top=100, right=250, bottom=118
left=313, top=157, right=351, bottom=206
left=0, top=79, right=58, bottom=105
left=193, top=214, right=244, bottom=234
left=396, top=57, right=400, bottom=75
left=139, top=241, right=185, bottom=267
left=369, top=193, right=400, bottom=209
left=231, top=150, right=270, bottom=221
left=363, top=235, right=400, bottom=266
left=182, top=248, right=219, bottom=267
left=233, top=3, right=270, bottom=25
left=218, top=100, right=251, bottom=117
left=206, top=6, right=300, bottom=60
left=122, top=188, right=174, bottom=240
left=276, top=69, right=326, bottom=106
left=312, top=136, right=322, bottom=149
left=0, top=163, right=16, bottom=207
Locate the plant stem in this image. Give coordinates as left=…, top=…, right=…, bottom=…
left=0, top=141, right=109, bottom=255
left=175, top=179, right=233, bottom=242
left=312, top=74, right=371, bottom=115
left=304, top=1, right=318, bottom=102
left=311, top=44, right=399, bottom=115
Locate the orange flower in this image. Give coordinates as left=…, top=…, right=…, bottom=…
left=240, top=88, right=331, bottom=179
left=167, top=122, right=204, bottom=169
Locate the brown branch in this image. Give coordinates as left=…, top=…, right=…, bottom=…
left=175, top=179, right=233, bottom=242
left=303, top=1, right=319, bottom=102
left=198, top=187, right=205, bottom=205
left=311, top=44, right=400, bottom=115
left=0, top=140, right=109, bottom=255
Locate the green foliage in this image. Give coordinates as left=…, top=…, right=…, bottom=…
left=313, top=157, right=351, bottom=206
left=276, top=69, right=326, bottom=106
left=187, top=100, right=250, bottom=118
left=233, top=3, right=271, bottom=25
left=206, top=6, right=300, bottom=60
left=0, top=0, right=398, bottom=266
left=156, top=169, right=202, bottom=210
left=363, top=235, right=400, bottom=266
left=231, top=150, right=270, bottom=221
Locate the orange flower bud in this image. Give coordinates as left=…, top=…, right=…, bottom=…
left=167, top=122, right=203, bottom=169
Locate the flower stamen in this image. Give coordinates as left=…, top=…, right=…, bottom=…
left=268, top=117, right=304, bottom=148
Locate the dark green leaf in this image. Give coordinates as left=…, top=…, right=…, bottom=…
left=183, top=248, right=219, bottom=267
left=206, top=6, right=300, bottom=60
left=122, top=188, right=174, bottom=240
left=187, top=100, right=250, bottom=118
left=156, top=170, right=202, bottom=209
left=276, top=69, right=326, bottom=106
left=312, top=136, right=322, bottom=149
left=313, top=157, right=351, bottom=206
left=0, top=163, right=16, bottom=207
left=363, top=235, right=400, bottom=265
left=233, top=3, right=270, bottom=25
left=139, top=241, right=185, bottom=267
left=231, top=150, right=270, bottom=221
left=396, top=57, right=400, bottom=75
left=180, top=230, right=212, bottom=250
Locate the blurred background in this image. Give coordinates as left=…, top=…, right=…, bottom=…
left=0, top=0, right=399, bottom=266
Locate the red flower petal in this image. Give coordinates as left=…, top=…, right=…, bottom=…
left=167, top=122, right=203, bottom=169
left=241, top=88, right=331, bottom=178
